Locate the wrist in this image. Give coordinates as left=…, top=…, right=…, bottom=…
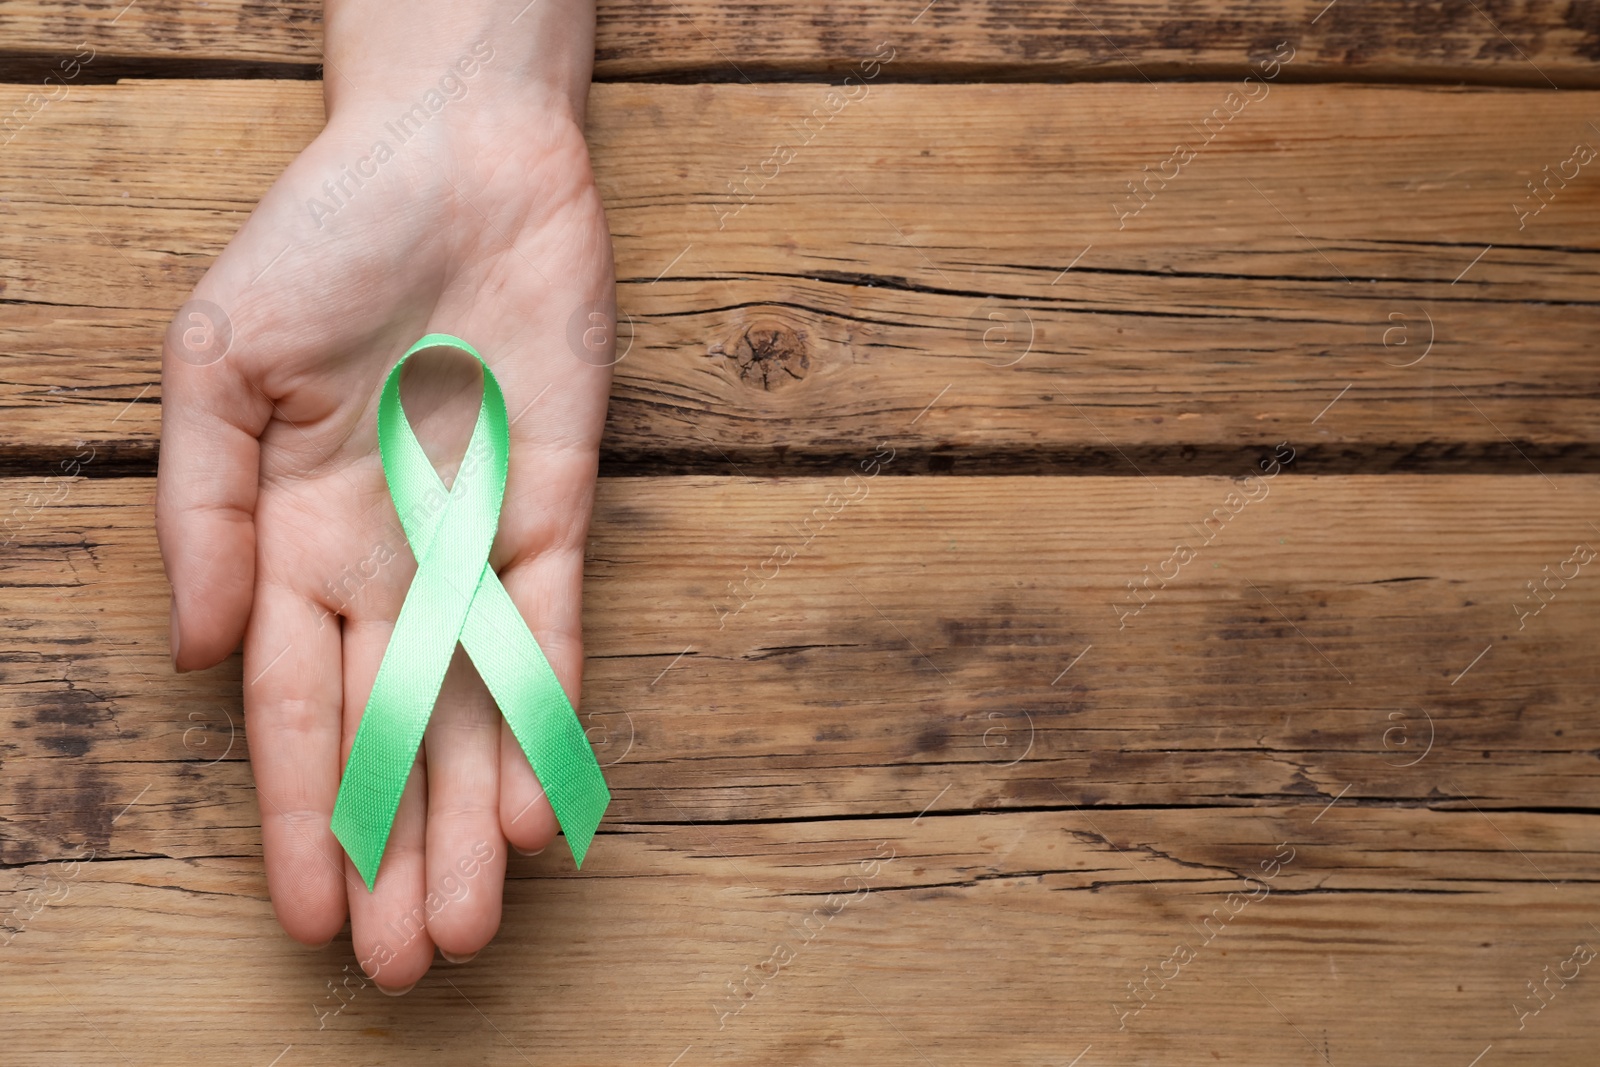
left=322, top=0, right=595, bottom=124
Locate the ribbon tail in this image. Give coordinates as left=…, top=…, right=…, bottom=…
left=461, top=572, right=611, bottom=866
left=332, top=560, right=482, bottom=889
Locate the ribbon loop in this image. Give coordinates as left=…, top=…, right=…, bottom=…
left=331, top=333, right=610, bottom=890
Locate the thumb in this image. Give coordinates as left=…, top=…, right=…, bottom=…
left=156, top=296, right=270, bottom=671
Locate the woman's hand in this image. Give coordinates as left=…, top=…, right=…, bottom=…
left=156, top=0, right=614, bottom=990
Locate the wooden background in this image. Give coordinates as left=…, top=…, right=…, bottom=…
left=3, top=1, right=1599, bottom=1064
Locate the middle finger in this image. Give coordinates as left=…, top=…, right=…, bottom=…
left=342, top=615, right=435, bottom=992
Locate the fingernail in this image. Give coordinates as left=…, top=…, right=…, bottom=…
left=512, top=846, right=545, bottom=857
left=440, top=949, right=478, bottom=964
left=377, top=981, right=416, bottom=997
left=170, top=600, right=188, bottom=673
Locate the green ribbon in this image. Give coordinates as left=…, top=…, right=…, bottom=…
left=331, top=333, right=609, bottom=890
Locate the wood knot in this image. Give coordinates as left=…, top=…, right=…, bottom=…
left=711, top=321, right=809, bottom=390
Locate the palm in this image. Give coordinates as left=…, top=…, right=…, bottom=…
left=158, top=103, right=616, bottom=987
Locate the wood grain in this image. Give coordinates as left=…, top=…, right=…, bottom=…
left=6, top=4, right=1598, bottom=1062
left=2, top=81, right=1598, bottom=473
left=4, top=0, right=1600, bottom=86
left=5, top=473, right=1597, bottom=867
left=3, top=809, right=1598, bottom=1065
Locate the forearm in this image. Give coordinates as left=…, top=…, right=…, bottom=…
left=322, top=0, right=597, bottom=123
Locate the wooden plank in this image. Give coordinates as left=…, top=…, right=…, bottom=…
left=3, top=81, right=1598, bottom=471
left=5, top=473, right=1598, bottom=866
left=3, top=809, right=1598, bottom=1064
left=4, top=0, right=1600, bottom=86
